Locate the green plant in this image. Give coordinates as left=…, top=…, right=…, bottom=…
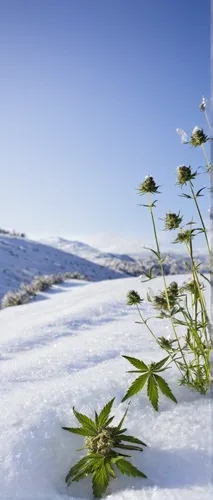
left=123, top=96, right=212, bottom=408
left=62, top=398, right=147, bottom=498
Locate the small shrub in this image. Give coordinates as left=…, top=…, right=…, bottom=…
left=31, top=275, right=55, bottom=291
left=21, top=283, right=37, bottom=297
left=1, top=290, right=30, bottom=309
left=62, top=398, right=147, bottom=498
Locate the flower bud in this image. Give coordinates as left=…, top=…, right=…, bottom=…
left=190, top=126, right=208, bottom=147
left=138, top=176, right=159, bottom=195
left=164, top=212, right=183, bottom=230
left=176, top=165, right=196, bottom=185
left=127, top=290, right=143, bottom=305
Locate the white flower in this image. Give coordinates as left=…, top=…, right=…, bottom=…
left=200, top=96, right=207, bottom=111
left=176, top=128, right=189, bottom=143
left=192, top=125, right=202, bottom=135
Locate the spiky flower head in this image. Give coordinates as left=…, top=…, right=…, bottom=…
left=164, top=211, right=183, bottom=230
left=158, top=336, right=174, bottom=350
left=127, top=290, right=143, bottom=305
left=152, top=281, right=179, bottom=312
left=199, top=96, right=207, bottom=111
left=176, top=165, right=196, bottom=185
left=190, top=126, right=208, bottom=147
left=85, top=430, right=115, bottom=456
left=138, top=176, right=160, bottom=195
left=173, top=229, right=193, bottom=244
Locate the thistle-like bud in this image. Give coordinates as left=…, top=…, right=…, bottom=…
left=190, top=126, right=208, bottom=147
left=173, top=229, right=193, bottom=244
left=152, top=281, right=179, bottom=312
left=164, top=212, right=183, bottom=230
left=176, top=165, right=196, bottom=185
left=199, top=96, right=207, bottom=112
left=85, top=429, right=115, bottom=456
left=159, top=336, right=174, bottom=350
left=127, top=290, right=143, bottom=305
left=138, top=176, right=159, bottom=195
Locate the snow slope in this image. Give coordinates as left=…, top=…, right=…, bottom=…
left=0, top=275, right=212, bottom=500
left=0, top=235, right=123, bottom=299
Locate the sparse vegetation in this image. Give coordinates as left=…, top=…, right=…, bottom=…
left=0, top=228, right=26, bottom=238
left=1, top=272, right=88, bottom=309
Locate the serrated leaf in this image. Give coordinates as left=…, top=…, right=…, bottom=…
left=122, top=355, right=149, bottom=372
left=66, top=456, right=91, bottom=484
left=117, top=405, right=130, bottom=431
left=147, top=375, right=159, bottom=411
left=62, top=426, right=91, bottom=436
left=72, top=407, right=97, bottom=434
left=115, top=458, right=147, bottom=478
left=154, top=374, right=177, bottom=404
left=115, top=443, right=144, bottom=452
left=92, top=461, right=109, bottom=498
left=104, top=415, right=115, bottom=427
left=151, top=356, right=170, bottom=371
left=122, top=373, right=149, bottom=402
left=105, top=459, right=117, bottom=478
left=121, top=435, right=147, bottom=447
left=98, top=398, right=115, bottom=427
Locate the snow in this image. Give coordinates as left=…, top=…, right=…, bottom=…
left=0, top=235, right=123, bottom=299
left=0, top=275, right=212, bottom=500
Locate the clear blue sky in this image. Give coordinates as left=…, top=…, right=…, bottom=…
left=0, top=0, right=211, bottom=252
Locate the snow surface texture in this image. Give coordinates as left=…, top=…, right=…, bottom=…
left=0, top=275, right=212, bottom=500
left=0, top=235, right=123, bottom=299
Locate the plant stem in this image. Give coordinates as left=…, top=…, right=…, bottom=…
left=201, top=144, right=211, bottom=172
left=204, top=109, right=212, bottom=134
left=148, top=194, right=188, bottom=371
left=189, top=181, right=211, bottom=256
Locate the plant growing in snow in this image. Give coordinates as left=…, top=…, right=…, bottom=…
left=123, top=96, right=212, bottom=408
left=1, top=290, right=30, bottom=308
left=62, top=398, right=147, bottom=498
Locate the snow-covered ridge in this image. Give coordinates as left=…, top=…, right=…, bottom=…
left=0, top=235, right=124, bottom=299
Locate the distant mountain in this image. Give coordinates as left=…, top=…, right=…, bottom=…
left=41, top=237, right=209, bottom=277
left=0, top=234, right=209, bottom=300
left=0, top=235, right=124, bottom=299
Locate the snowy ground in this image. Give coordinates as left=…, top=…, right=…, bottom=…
left=0, top=275, right=212, bottom=500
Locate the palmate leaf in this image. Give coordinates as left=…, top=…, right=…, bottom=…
left=98, top=398, right=115, bottom=427
left=72, top=407, right=97, bottom=434
left=92, top=461, right=110, bottom=499
left=122, top=355, right=149, bottom=372
left=122, top=373, right=149, bottom=402
left=115, top=458, right=147, bottom=478
left=154, top=374, right=177, bottom=404
left=147, top=375, right=159, bottom=411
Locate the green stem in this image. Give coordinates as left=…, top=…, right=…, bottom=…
left=204, top=109, right=212, bottom=134
left=148, top=194, right=188, bottom=371
left=201, top=144, right=211, bottom=172
left=189, top=181, right=211, bottom=256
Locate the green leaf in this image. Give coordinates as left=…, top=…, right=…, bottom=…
left=104, top=415, right=115, bottom=427
left=66, top=456, right=91, bottom=484
left=151, top=356, right=170, bottom=371
left=122, top=355, right=149, bottom=372
left=154, top=374, right=177, bottom=404
left=72, top=407, right=97, bottom=435
left=98, top=398, right=115, bottom=427
left=92, top=461, right=110, bottom=498
left=196, top=187, right=206, bottom=197
left=115, top=458, right=147, bottom=478
left=146, top=247, right=161, bottom=259
left=147, top=375, right=159, bottom=411
left=115, top=443, right=144, bottom=452
left=62, top=426, right=91, bottom=436
left=179, top=193, right=192, bottom=199
left=122, top=373, right=149, bottom=402
left=117, top=405, right=130, bottom=430
left=105, top=459, right=117, bottom=478
left=120, top=435, right=147, bottom=447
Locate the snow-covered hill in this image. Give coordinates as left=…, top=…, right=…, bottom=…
left=0, top=235, right=123, bottom=299
left=40, top=236, right=210, bottom=278
left=0, top=275, right=211, bottom=500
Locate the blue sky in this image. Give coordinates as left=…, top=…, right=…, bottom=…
left=0, top=0, right=211, bottom=253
